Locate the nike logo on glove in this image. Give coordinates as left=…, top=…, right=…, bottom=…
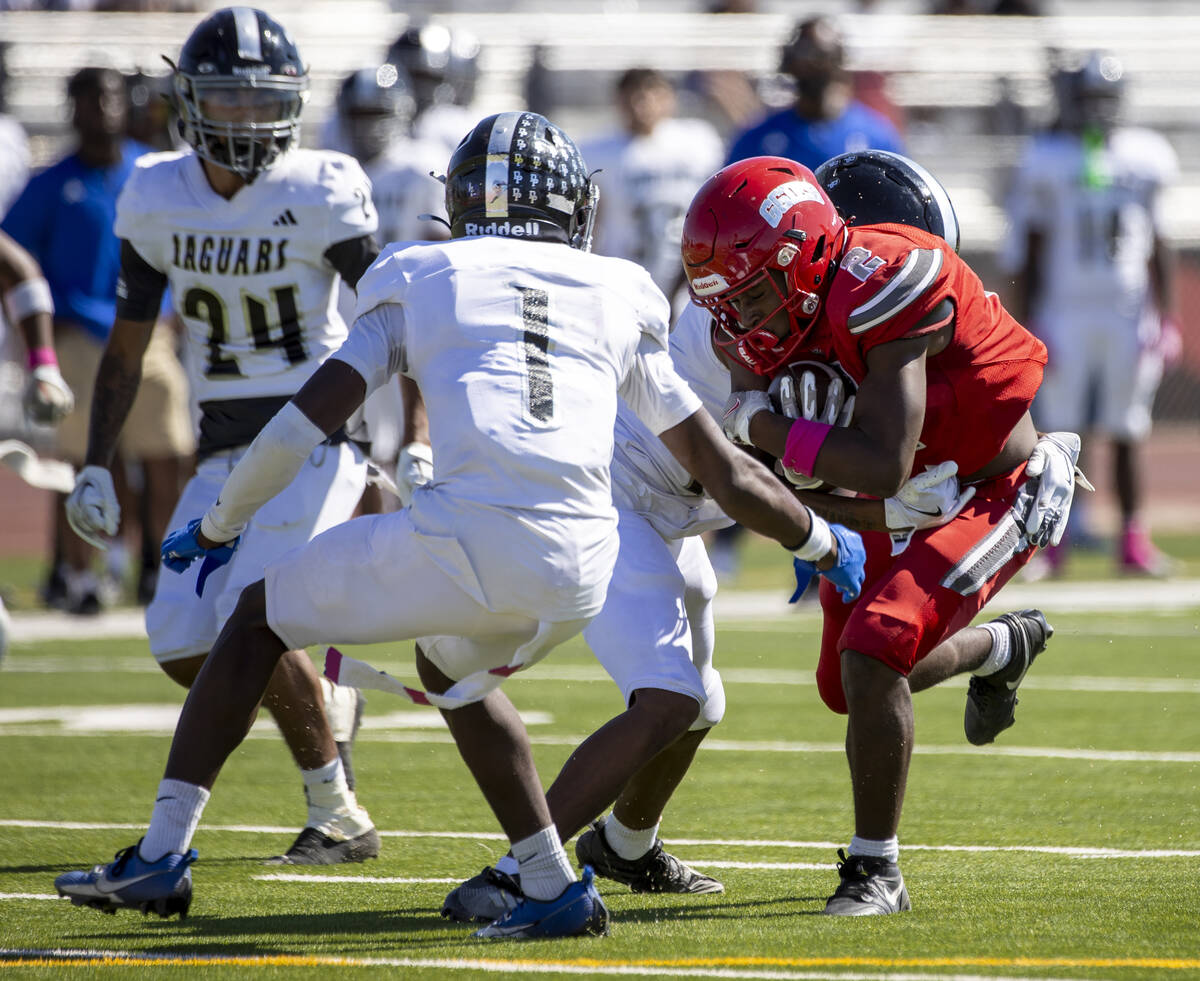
left=907, top=506, right=943, bottom=517
left=722, top=398, right=742, bottom=420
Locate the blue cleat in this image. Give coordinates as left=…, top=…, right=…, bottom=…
left=55, top=842, right=197, bottom=918
left=473, top=865, right=609, bottom=940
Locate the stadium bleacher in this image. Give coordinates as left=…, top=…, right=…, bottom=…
left=3, top=3, right=1199, bottom=251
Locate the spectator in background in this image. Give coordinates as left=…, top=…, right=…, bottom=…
left=583, top=68, right=724, bottom=305
left=1002, top=51, right=1180, bottom=577
left=1, top=66, right=193, bottom=612
left=330, top=63, right=447, bottom=516
left=726, top=15, right=904, bottom=168
left=386, top=23, right=480, bottom=155
left=0, top=43, right=30, bottom=217
left=679, top=0, right=765, bottom=141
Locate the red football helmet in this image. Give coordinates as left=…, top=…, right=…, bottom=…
left=682, top=157, right=846, bottom=376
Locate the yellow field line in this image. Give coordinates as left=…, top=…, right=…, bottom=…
left=3, top=953, right=1200, bottom=970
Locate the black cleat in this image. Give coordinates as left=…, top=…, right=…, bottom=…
left=823, top=849, right=910, bottom=916
left=574, top=819, right=724, bottom=894
left=265, top=826, right=380, bottom=866
left=442, top=866, right=523, bottom=923
left=965, top=609, right=1053, bottom=745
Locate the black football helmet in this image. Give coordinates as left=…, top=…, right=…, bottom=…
left=814, top=149, right=961, bottom=253
left=444, top=111, right=598, bottom=250
left=336, top=64, right=416, bottom=165
left=170, top=6, right=308, bottom=182
left=386, top=24, right=480, bottom=113
left=1069, top=50, right=1125, bottom=129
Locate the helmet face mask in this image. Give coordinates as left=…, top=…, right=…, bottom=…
left=444, top=111, right=597, bottom=250
left=682, top=157, right=844, bottom=375
left=172, top=6, right=308, bottom=183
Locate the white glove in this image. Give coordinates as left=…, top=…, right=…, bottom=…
left=721, top=389, right=773, bottom=445
left=394, top=441, right=433, bottom=507
left=1013, top=431, right=1094, bottom=548
left=23, top=364, right=75, bottom=424
left=65, top=464, right=120, bottom=549
left=883, top=461, right=976, bottom=556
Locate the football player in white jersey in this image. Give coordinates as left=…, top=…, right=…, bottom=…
left=54, top=111, right=866, bottom=939
left=1002, top=51, right=1180, bottom=576
left=331, top=64, right=448, bottom=509
left=439, top=149, right=995, bottom=923
left=61, top=8, right=380, bottom=867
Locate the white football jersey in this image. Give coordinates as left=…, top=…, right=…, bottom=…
left=367, top=139, right=449, bottom=246
left=584, top=118, right=725, bottom=294
left=1002, top=127, right=1177, bottom=327
left=611, top=301, right=732, bottom=539
left=335, top=236, right=701, bottom=618
left=115, top=148, right=378, bottom=405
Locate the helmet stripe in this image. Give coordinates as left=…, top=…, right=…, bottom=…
left=232, top=7, right=263, bottom=62
left=901, top=154, right=960, bottom=252
left=484, top=111, right=524, bottom=218
left=847, top=248, right=943, bottom=334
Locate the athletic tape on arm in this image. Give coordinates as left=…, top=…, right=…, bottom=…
left=200, top=402, right=326, bottom=543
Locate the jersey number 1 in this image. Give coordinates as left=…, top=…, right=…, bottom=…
left=184, top=284, right=307, bottom=376
left=516, top=286, right=553, bottom=422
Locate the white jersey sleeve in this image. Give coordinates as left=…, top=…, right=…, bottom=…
left=330, top=302, right=407, bottom=396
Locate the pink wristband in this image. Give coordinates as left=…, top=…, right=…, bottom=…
left=27, top=346, right=58, bottom=370
left=782, top=417, right=832, bottom=478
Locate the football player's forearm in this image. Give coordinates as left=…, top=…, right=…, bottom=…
left=747, top=411, right=906, bottom=500
left=716, top=459, right=819, bottom=550
left=794, top=490, right=888, bottom=532
left=200, top=402, right=325, bottom=544
left=85, top=346, right=144, bottom=469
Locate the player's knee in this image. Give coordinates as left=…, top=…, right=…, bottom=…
left=227, top=579, right=270, bottom=634
left=629, top=687, right=702, bottom=741
left=693, top=674, right=725, bottom=729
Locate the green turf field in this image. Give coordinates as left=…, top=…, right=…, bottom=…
left=1, top=550, right=1199, bottom=979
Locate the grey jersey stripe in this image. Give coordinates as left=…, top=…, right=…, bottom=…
left=940, top=512, right=1025, bottom=596
left=847, top=248, right=943, bottom=335
left=232, top=7, right=263, bottom=61
left=485, top=112, right=525, bottom=218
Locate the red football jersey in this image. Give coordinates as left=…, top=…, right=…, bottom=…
left=813, top=223, right=1047, bottom=479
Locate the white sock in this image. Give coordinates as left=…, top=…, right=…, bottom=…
left=302, top=758, right=373, bottom=839
left=849, top=835, right=899, bottom=863
left=511, top=825, right=574, bottom=901
left=141, top=779, right=210, bottom=862
left=495, top=853, right=519, bottom=877
left=975, top=621, right=1012, bottom=677
left=602, top=813, right=659, bottom=861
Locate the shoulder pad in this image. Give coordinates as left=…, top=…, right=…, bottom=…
left=829, top=226, right=945, bottom=337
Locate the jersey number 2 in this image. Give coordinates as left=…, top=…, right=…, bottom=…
left=184, top=285, right=307, bottom=376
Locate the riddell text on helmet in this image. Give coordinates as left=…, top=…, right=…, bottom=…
left=463, top=219, right=546, bottom=237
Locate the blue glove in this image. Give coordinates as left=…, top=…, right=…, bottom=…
left=161, top=518, right=240, bottom=597
left=788, top=524, right=866, bottom=605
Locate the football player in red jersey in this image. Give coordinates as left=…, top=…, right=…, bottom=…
left=683, top=155, right=1085, bottom=915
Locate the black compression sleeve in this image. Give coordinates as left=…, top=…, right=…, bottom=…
left=115, top=240, right=168, bottom=321
left=325, top=234, right=381, bottom=289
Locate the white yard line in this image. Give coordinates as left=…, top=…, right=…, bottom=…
left=0, top=949, right=1106, bottom=981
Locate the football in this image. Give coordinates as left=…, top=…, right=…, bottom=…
left=766, top=359, right=856, bottom=492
